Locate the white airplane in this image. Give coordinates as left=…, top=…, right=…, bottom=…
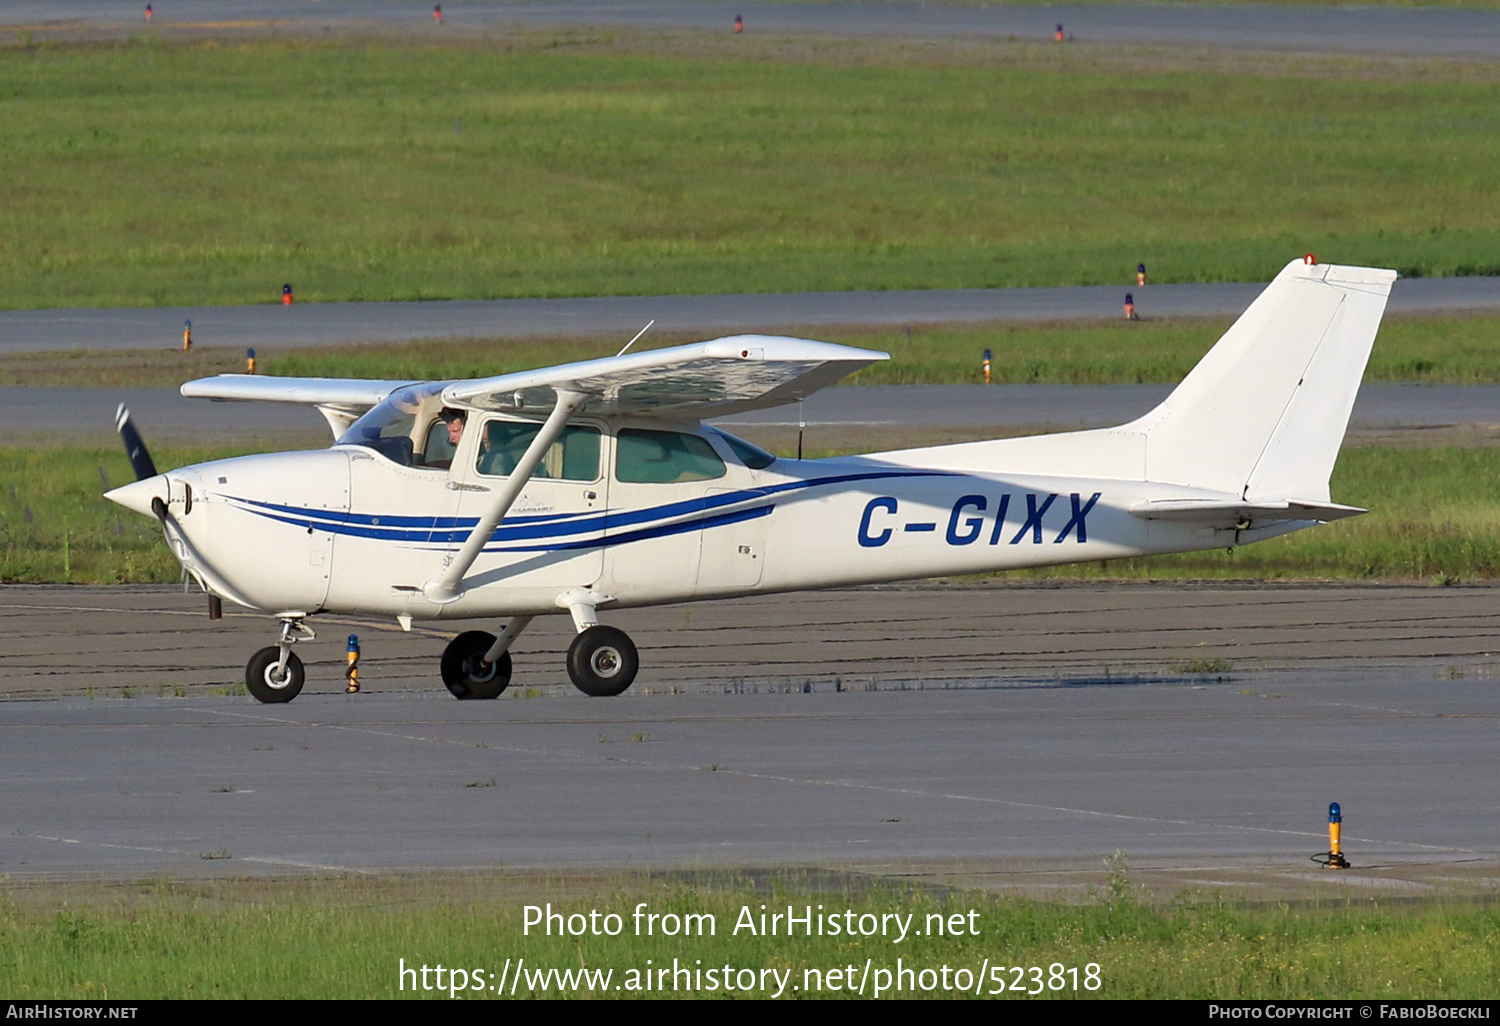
left=106, top=258, right=1394, bottom=704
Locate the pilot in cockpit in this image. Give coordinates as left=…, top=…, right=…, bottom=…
left=421, top=407, right=467, bottom=470
left=440, top=407, right=466, bottom=446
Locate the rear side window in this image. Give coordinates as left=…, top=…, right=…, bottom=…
left=616, top=429, right=726, bottom=483
left=710, top=427, right=776, bottom=470
left=476, top=421, right=601, bottom=481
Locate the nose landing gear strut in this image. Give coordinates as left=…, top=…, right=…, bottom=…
left=245, top=616, right=313, bottom=703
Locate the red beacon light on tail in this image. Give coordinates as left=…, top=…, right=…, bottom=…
left=1304, top=253, right=1317, bottom=265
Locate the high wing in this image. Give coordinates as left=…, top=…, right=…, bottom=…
left=180, top=375, right=417, bottom=406
left=180, top=335, right=887, bottom=428
left=430, top=334, right=880, bottom=604
left=180, top=374, right=418, bottom=436
left=441, top=335, right=887, bottom=418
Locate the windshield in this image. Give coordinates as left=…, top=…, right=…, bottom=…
left=336, top=382, right=452, bottom=467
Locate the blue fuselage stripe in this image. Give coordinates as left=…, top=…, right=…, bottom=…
left=224, top=468, right=949, bottom=548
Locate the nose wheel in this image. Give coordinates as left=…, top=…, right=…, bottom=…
left=245, top=616, right=313, bottom=703
left=567, top=625, right=638, bottom=697
left=246, top=647, right=305, bottom=703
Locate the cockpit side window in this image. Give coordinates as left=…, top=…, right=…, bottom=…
left=421, top=419, right=457, bottom=469
left=475, top=421, right=601, bottom=481
left=616, top=428, right=726, bottom=483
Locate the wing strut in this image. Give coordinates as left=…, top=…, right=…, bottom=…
left=422, top=389, right=585, bottom=604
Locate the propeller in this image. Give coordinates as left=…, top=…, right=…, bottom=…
left=110, top=404, right=218, bottom=617
left=115, top=404, right=158, bottom=482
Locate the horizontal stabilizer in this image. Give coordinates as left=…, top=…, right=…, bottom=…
left=1129, top=498, right=1367, bottom=528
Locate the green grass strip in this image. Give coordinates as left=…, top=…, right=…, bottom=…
left=7, top=312, right=1498, bottom=388
left=2, top=877, right=1497, bottom=999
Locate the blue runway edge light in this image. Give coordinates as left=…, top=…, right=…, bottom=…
left=1328, top=802, right=1341, bottom=823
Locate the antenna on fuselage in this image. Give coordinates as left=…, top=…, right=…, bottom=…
left=796, top=399, right=805, bottom=460
left=616, top=319, right=655, bottom=357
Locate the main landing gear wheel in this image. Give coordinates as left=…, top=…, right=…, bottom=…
left=567, top=625, right=638, bottom=697
left=246, top=647, right=305, bottom=704
left=441, top=630, right=512, bottom=700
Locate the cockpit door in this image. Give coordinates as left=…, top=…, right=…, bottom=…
left=448, top=416, right=607, bottom=594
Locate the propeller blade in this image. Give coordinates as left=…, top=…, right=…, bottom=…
left=115, top=404, right=158, bottom=482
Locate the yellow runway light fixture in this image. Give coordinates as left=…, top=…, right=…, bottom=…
left=1312, top=801, right=1351, bottom=869
left=345, top=634, right=361, bottom=694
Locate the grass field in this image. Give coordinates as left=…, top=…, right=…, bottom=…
left=5, top=311, right=1500, bottom=388
left=1, top=873, right=1496, bottom=999
left=7, top=442, right=1499, bottom=585
left=3, top=34, right=1500, bottom=308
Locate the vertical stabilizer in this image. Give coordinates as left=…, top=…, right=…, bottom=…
left=1133, top=259, right=1395, bottom=501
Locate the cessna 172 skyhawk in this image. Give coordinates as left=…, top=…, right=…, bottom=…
left=106, top=258, right=1394, bottom=704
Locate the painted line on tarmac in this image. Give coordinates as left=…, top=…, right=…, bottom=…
left=24, top=832, right=372, bottom=874
left=666, top=763, right=1475, bottom=856
left=182, top=704, right=601, bottom=758
left=185, top=703, right=1472, bottom=856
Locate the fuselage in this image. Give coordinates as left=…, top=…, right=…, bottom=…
left=109, top=412, right=1288, bottom=620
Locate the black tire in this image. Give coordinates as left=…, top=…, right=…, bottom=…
left=246, top=646, right=305, bottom=704
left=566, top=625, right=638, bottom=697
left=441, top=630, right=511, bottom=699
